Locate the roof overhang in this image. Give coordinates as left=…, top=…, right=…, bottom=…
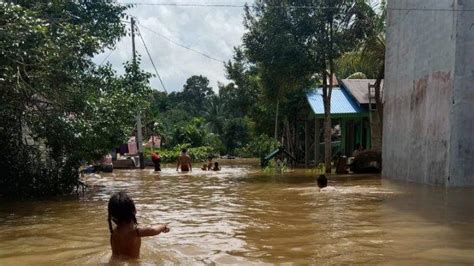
left=306, top=87, right=368, bottom=119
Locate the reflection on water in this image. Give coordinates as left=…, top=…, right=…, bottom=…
left=0, top=163, right=473, bottom=264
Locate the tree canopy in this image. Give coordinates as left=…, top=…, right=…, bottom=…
left=0, top=1, right=153, bottom=198
left=0, top=0, right=386, bottom=198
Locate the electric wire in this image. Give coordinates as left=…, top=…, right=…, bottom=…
left=138, top=22, right=224, bottom=63
left=121, top=2, right=249, bottom=8
left=119, top=2, right=474, bottom=12
left=136, top=24, right=168, bottom=93
left=99, top=48, right=115, bottom=65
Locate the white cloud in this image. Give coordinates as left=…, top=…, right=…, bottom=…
left=93, top=0, right=250, bottom=93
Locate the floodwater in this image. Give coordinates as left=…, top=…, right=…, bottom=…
left=0, top=161, right=474, bottom=265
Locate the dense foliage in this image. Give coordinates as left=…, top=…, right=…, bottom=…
left=0, top=0, right=385, bottom=198
left=147, top=1, right=381, bottom=165
left=148, top=74, right=270, bottom=157
left=0, top=1, right=154, bottom=198
left=240, top=0, right=376, bottom=170
left=144, top=145, right=215, bottom=164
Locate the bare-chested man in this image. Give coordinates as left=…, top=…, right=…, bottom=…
left=176, top=148, right=192, bottom=172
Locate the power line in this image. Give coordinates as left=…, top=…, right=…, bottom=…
left=99, top=48, right=115, bottom=65
left=136, top=24, right=168, bottom=93
left=137, top=21, right=224, bottom=63
left=122, top=2, right=246, bottom=8
left=388, top=7, right=474, bottom=12
left=120, top=2, right=336, bottom=9
left=119, top=2, right=474, bottom=11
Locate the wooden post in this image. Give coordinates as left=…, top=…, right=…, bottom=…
left=341, top=119, right=346, bottom=156
left=274, top=99, right=279, bottom=140
left=305, top=120, right=309, bottom=166
left=294, top=121, right=298, bottom=163
left=366, top=118, right=372, bottom=149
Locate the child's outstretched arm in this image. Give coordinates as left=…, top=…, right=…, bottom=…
left=138, top=224, right=170, bottom=237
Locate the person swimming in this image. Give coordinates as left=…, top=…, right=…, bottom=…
left=108, top=192, right=170, bottom=259
left=211, top=162, right=220, bottom=171
left=176, top=148, right=192, bottom=172
left=202, top=155, right=213, bottom=171
left=206, top=155, right=213, bottom=170
left=317, top=174, right=328, bottom=189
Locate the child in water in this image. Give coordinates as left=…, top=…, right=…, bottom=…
left=201, top=155, right=214, bottom=171
left=212, top=162, right=220, bottom=171
left=317, top=174, right=328, bottom=190
left=108, top=192, right=170, bottom=259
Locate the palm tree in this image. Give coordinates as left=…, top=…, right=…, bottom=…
left=358, top=1, right=386, bottom=150
left=204, top=95, right=225, bottom=135
left=361, top=33, right=385, bottom=119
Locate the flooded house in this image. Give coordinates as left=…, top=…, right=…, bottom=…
left=305, top=79, right=383, bottom=165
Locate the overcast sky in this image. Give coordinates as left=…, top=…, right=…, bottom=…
left=92, top=0, right=382, bottom=93
left=92, top=0, right=251, bottom=93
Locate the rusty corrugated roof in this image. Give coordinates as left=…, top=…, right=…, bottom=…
left=340, top=79, right=384, bottom=105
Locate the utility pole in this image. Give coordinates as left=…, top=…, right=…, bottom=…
left=131, top=17, right=145, bottom=169
left=131, top=17, right=136, bottom=62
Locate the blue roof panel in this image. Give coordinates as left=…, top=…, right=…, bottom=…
left=307, top=87, right=363, bottom=115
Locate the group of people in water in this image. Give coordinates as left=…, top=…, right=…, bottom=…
left=150, top=148, right=221, bottom=173
left=105, top=145, right=331, bottom=260
left=107, top=173, right=330, bottom=259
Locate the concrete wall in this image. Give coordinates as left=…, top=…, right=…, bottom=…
left=383, top=0, right=474, bottom=186
left=449, top=0, right=474, bottom=185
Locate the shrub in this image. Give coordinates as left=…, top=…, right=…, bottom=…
left=144, top=145, right=217, bottom=163
left=235, top=134, right=279, bottom=158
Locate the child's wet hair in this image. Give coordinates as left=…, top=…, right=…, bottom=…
left=317, top=175, right=328, bottom=188
left=108, top=191, right=137, bottom=233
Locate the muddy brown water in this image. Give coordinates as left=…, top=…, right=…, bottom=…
left=0, top=162, right=473, bottom=264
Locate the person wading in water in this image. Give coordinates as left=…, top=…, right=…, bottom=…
left=176, top=148, right=192, bottom=172
left=108, top=192, right=170, bottom=259
left=151, top=151, right=161, bottom=172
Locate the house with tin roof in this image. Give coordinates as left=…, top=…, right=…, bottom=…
left=306, top=79, right=383, bottom=161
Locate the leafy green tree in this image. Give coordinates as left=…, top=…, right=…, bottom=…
left=204, top=95, right=225, bottom=135
left=0, top=1, right=155, bottom=198
left=148, top=75, right=226, bottom=150
left=223, top=47, right=259, bottom=117
left=179, top=75, right=215, bottom=116
left=334, top=1, right=386, bottom=149
left=171, top=117, right=208, bottom=147
left=305, top=0, right=376, bottom=172
left=243, top=2, right=314, bottom=139
left=358, top=1, right=386, bottom=149
left=222, top=117, right=252, bottom=154
left=75, top=59, right=152, bottom=160
left=335, top=52, right=377, bottom=79
left=151, top=107, right=186, bottom=148
left=151, top=90, right=171, bottom=113
left=243, top=0, right=376, bottom=171
left=235, top=134, right=279, bottom=158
